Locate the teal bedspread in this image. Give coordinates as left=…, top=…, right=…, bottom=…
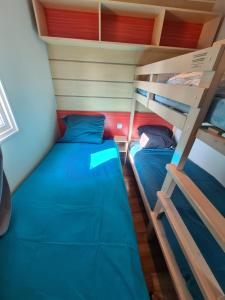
left=0, top=140, right=149, bottom=300
left=130, top=143, right=225, bottom=299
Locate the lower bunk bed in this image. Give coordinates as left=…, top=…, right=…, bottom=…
left=129, top=142, right=225, bottom=300
left=0, top=140, right=150, bottom=300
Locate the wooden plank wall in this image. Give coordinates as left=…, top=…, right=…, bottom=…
left=47, top=45, right=181, bottom=114
left=110, top=0, right=215, bottom=11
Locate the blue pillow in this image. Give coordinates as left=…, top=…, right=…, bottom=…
left=138, top=125, right=173, bottom=138
left=138, top=125, right=176, bottom=149
left=59, top=114, right=105, bottom=144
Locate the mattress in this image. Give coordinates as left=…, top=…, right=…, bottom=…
left=129, top=143, right=225, bottom=300
left=0, top=140, right=149, bottom=300
left=136, top=88, right=225, bottom=131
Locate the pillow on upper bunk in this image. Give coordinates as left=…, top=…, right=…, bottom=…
left=59, top=114, right=105, bottom=144
left=167, top=72, right=202, bottom=86
left=138, top=125, right=176, bottom=149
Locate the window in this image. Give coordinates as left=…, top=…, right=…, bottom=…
left=0, top=81, right=18, bottom=143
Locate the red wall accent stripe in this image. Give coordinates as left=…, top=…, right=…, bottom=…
left=160, top=21, right=203, bottom=49
left=57, top=110, right=172, bottom=139
left=101, top=14, right=154, bottom=45
left=57, top=111, right=130, bottom=138
left=45, top=8, right=99, bottom=40
left=133, top=112, right=172, bottom=138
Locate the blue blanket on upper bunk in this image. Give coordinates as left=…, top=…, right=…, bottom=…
left=136, top=88, right=225, bottom=131
left=130, top=143, right=225, bottom=300
left=0, top=140, right=149, bottom=300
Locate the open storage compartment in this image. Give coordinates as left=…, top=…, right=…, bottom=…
left=160, top=9, right=221, bottom=49
left=32, top=0, right=100, bottom=41
left=32, top=0, right=221, bottom=50
left=101, top=1, right=163, bottom=45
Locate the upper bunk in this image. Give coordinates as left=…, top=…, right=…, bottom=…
left=133, top=41, right=225, bottom=158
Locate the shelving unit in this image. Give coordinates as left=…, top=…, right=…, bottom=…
left=101, top=1, right=161, bottom=45
left=160, top=8, right=221, bottom=49
left=32, top=0, right=221, bottom=51
left=44, top=7, right=99, bottom=41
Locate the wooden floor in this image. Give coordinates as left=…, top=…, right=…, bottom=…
left=123, top=163, right=178, bottom=300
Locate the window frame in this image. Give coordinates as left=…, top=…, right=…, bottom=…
left=0, top=81, right=18, bottom=143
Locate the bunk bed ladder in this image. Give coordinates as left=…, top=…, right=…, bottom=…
left=156, top=44, right=225, bottom=300
left=157, top=46, right=225, bottom=299
left=156, top=190, right=225, bottom=300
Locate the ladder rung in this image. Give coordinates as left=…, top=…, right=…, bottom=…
left=151, top=211, right=192, bottom=300
left=197, top=128, right=225, bottom=156
left=166, top=164, right=225, bottom=252
left=157, top=191, right=224, bottom=300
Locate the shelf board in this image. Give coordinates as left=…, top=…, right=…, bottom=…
left=40, top=36, right=194, bottom=53
left=33, top=0, right=220, bottom=52
left=114, top=135, right=128, bottom=143
left=197, top=128, right=225, bottom=156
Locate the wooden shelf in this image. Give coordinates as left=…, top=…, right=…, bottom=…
left=101, top=1, right=161, bottom=45
left=110, top=0, right=216, bottom=12
left=197, top=128, right=225, bottom=156
left=114, top=135, right=128, bottom=164
left=32, top=0, right=221, bottom=51
left=114, top=135, right=128, bottom=143
left=160, top=8, right=221, bottom=49
left=41, top=35, right=196, bottom=52
left=44, top=7, right=99, bottom=41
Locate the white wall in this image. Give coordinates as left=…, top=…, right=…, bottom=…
left=175, top=130, right=225, bottom=186
left=189, top=139, right=225, bottom=186
left=0, top=0, right=57, bottom=192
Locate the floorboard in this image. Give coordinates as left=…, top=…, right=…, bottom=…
left=123, top=163, right=178, bottom=300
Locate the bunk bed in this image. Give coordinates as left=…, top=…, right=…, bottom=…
left=0, top=140, right=149, bottom=300
left=128, top=41, right=225, bottom=300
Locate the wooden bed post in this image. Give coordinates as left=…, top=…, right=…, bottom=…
left=128, top=97, right=136, bottom=142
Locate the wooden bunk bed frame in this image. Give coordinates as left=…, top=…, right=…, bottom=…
left=128, top=41, right=225, bottom=300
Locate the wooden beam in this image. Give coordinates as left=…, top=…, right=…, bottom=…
left=148, top=99, right=187, bottom=130
left=151, top=211, right=192, bottom=300
left=197, top=128, right=225, bottom=156
left=128, top=96, right=136, bottom=142
left=166, top=164, right=225, bottom=252
left=135, top=45, right=224, bottom=75
left=135, top=92, right=149, bottom=107
left=157, top=191, right=225, bottom=300
left=128, top=152, right=152, bottom=221
left=32, top=0, right=48, bottom=36
left=173, top=46, right=225, bottom=169
left=197, top=16, right=222, bottom=49
left=151, top=9, right=165, bottom=46
left=135, top=81, right=206, bottom=107
left=213, top=39, right=225, bottom=47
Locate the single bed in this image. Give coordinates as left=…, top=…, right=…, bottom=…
left=136, top=89, right=225, bottom=131
left=0, top=140, right=149, bottom=300
left=129, top=142, right=225, bottom=300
